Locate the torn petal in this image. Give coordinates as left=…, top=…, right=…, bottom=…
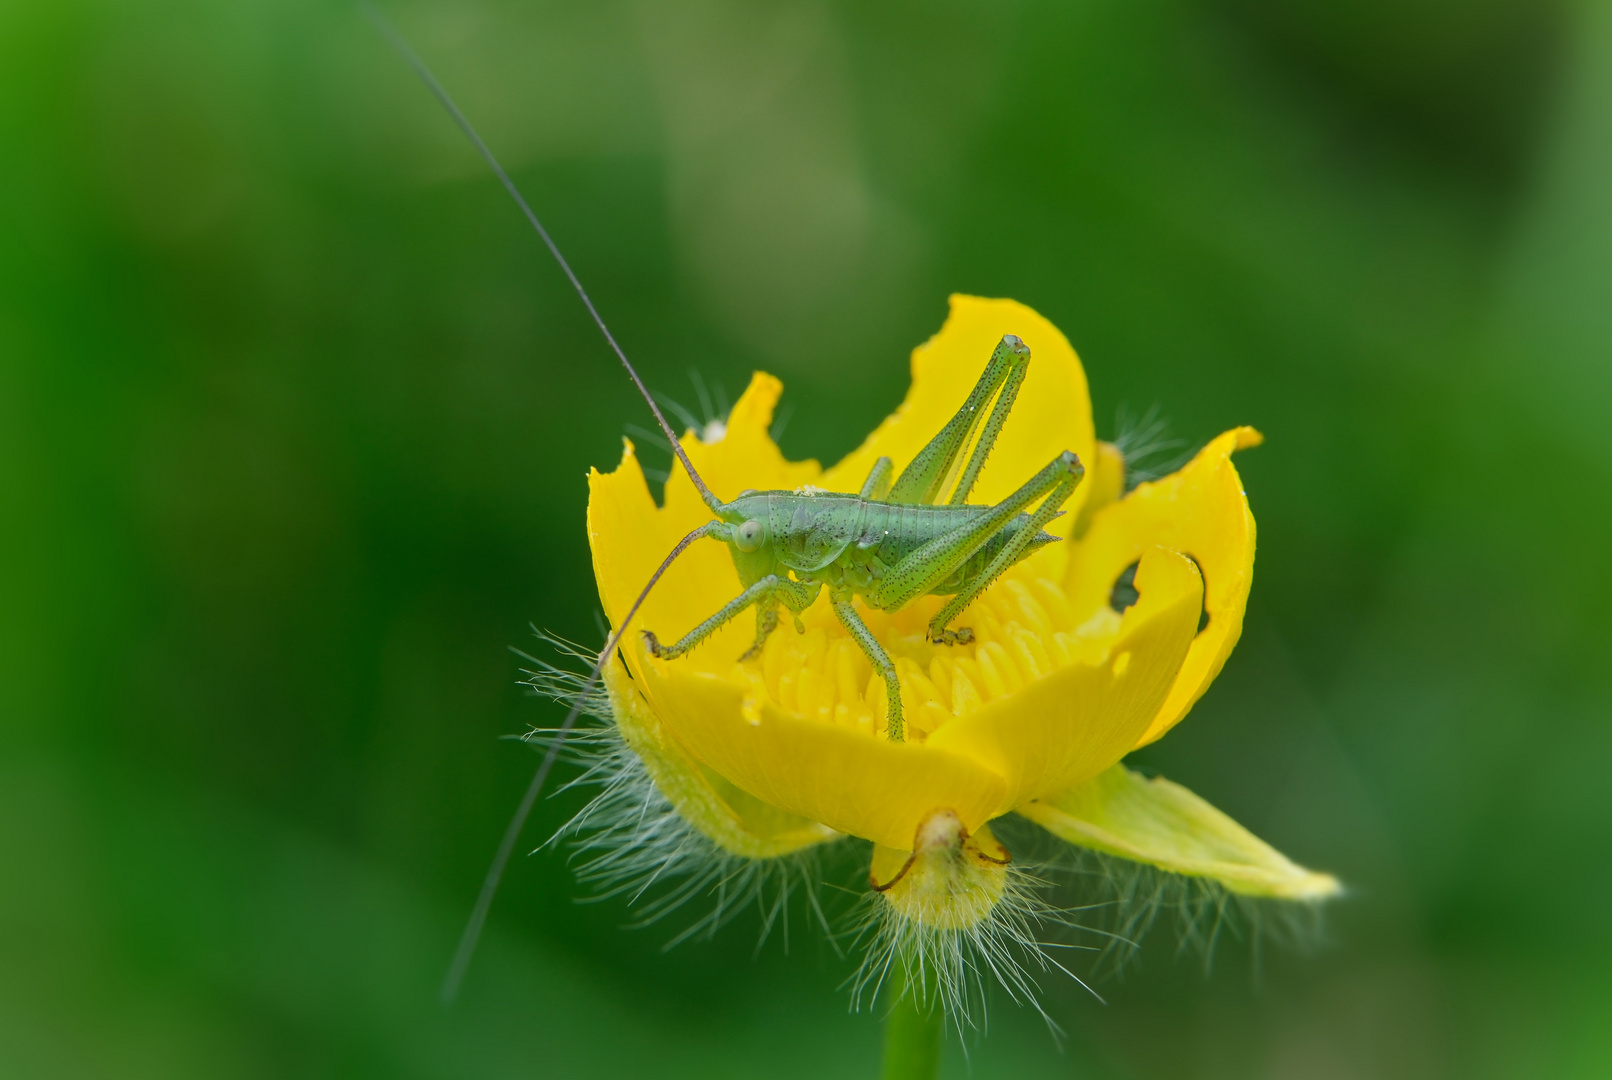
left=1063, top=427, right=1261, bottom=748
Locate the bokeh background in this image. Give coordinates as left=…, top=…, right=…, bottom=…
left=5, top=0, right=1611, bottom=1076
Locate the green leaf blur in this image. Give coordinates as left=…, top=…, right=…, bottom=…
left=3, top=0, right=1609, bottom=1076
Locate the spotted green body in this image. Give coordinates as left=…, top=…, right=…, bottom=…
left=736, top=494, right=1058, bottom=599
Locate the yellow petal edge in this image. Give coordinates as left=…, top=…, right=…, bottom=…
left=604, top=656, right=838, bottom=859
left=1019, top=764, right=1341, bottom=900
left=1067, top=427, right=1264, bottom=749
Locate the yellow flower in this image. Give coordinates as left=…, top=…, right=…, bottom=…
left=584, top=295, right=1337, bottom=939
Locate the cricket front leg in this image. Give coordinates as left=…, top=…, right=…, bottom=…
left=832, top=597, right=906, bottom=743
left=644, top=576, right=784, bottom=661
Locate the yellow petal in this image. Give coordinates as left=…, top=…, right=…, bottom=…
left=588, top=439, right=742, bottom=680
left=635, top=657, right=1010, bottom=851
left=1020, top=764, right=1340, bottom=900
left=662, top=371, right=823, bottom=515
left=589, top=375, right=810, bottom=683
left=821, top=295, right=1096, bottom=577
left=1062, top=427, right=1261, bottom=748
left=1071, top=440, right=1125, bottom=539
left=605, top=657, right=837, bottom=859
left=926, top=546, right=1203, bottom=812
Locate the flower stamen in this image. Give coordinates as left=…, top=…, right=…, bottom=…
left=729, top=573, right=1132, bottom=741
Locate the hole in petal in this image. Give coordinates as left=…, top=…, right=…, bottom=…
left=1109, top=560, right=1141, bottom=614
left=1185, top=554, right=1210, bottom=635
left=1112, top=651, right=1131, bottom=676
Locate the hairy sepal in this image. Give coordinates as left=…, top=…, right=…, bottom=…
left=1020, top=763, right=1340, bottom=900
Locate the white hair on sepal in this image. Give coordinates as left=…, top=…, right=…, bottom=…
left=554, top=721, right=840, bottom=952
left=1026, top=834, right=1335, bottom=982
left=516, top=633, right=847, bottom=953
left=843, top=852, right=1110, bottom=1044
left=1112, top=403, right=1193, bottom=491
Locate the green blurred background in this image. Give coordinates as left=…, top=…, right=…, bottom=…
left=5, top=0, right=1611, bottom=1076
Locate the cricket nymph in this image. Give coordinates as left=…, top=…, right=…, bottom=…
left=640, top=334, right=1084, bottom=742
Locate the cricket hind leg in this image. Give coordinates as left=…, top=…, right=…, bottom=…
left=928, top=451, right=1085, bottom=644
left=945, top=336, right=1031, bottom=506
left=870, top=450, right=1085, bottom=617
left=887, top=335, right=1031, bottom=506
left=858, top=455, right=894, bottom=500
left=832, top=598, right=906, bottom=743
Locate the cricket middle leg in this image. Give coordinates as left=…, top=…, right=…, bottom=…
left=832, top=597, right=906, bottom=742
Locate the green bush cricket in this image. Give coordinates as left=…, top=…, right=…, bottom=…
left=641, top=335, right=1084, bottom=743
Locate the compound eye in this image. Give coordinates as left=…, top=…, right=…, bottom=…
left=735, top=518, right=767, bottom=553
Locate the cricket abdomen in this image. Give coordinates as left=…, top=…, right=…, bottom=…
left=848, top=501, right=987, bottom=563
left=746, top=489, right=1059, bottom=604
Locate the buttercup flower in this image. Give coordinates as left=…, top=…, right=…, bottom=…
left=576, top=295, right=1337, bottom=1014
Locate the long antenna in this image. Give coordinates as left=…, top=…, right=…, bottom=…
left=361, top=6, right=726, bottom=1001
left=364, top=4, right=720, bottom=513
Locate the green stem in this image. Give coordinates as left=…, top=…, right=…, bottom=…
left=880, top=960, right=943, bottom=1080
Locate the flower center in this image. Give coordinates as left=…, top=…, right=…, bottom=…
left=728, top=569, right=1128, bottom=742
